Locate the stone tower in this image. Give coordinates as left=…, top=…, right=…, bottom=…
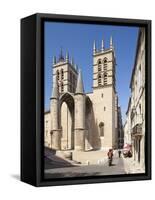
left=92, top=36, right=117, bottom=149
left=51, top=50, right=79, bottom=150
left=52, top=49, right=78, bottom=94
left=93, top=36, right=116, bottom=89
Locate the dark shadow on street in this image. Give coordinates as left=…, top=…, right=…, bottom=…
left=44, top=147, right=78, bottom=169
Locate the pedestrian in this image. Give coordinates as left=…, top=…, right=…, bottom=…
left=107, top=149, right=113, bottom=166
left=118, top=149, right=121, bottom=158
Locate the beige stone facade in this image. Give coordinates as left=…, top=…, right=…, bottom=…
left=44, top=37, right=121, bottom=163
left=124, top=28, right=145, bottom=169
left=124, top=98, right=132, bottom=145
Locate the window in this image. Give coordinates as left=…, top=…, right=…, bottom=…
left=56, top=70, right=59, bottom=80
left=98, top=65, right=101, bottom=72
left=99, top=122, right=104, bottom=137
left=98, top=59, right=102, bottom=72
left=104, top=107, right=106, bottom=111
left=104, top=72, right=108, bottom=85
left=61, top=69, right=64, bottom=80
left=103, top=58, right=108, bottom=71
left=98, top=73, right=102, bottom=86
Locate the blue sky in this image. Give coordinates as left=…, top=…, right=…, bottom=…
left=44, top=21, right=139, bottom=123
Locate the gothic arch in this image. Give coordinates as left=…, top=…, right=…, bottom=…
left=103, top=57, right=108, bottom=63
left=59, top=92, right=74, bottom=112
left=103, top=58, right=108, bottom=72
left=97, top=59, right=102, bottom=64
left=59, top=92, right=75, bottom=150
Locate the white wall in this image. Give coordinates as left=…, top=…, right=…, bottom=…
left=0, top=0, right=154, bottom=200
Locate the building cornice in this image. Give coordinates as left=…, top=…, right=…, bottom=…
left=93, top=48, right=113, bottom=57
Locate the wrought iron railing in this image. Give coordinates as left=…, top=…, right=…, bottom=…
left=132, top=123, right=142, bottom=135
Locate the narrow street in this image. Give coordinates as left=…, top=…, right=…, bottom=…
left=45, top=153, right=143, bottom=179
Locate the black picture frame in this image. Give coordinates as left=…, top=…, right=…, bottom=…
left=21, top=13, right=151, bottom=187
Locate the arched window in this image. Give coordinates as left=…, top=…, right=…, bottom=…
left=61, top=69, right=64, bottom=80
left=56, top=70, right=59, bottom=80
left=99, top=122, right=104, bottom=137
left=98, top=59, right=102, bottom=72
left=98, top=73, right=102, bottom=86
left=104, top=72, right=108, bottom=85
left=103, top=58, right=108, bottom=71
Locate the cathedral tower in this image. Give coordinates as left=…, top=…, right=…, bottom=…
left=93, top=36, right=116, bottom=90
left=92, top=36, right=117, bottom=149
left=52, top=50, right=79, bottom=150
left=52, top=49, right=78, bottom=94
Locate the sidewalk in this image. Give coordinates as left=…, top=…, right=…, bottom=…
left=123, top=157, right=145, bottom=174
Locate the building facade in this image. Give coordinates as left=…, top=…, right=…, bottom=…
left=45, top=37, right=119, bottom=162
left=124, top=97, right=132, bottom=145
left=117, top=106, right=124, bottom=149
left=124, top=28, right=145, bottom=169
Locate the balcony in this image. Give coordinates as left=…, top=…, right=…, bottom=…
left=131, top=123, right=143, bottom=137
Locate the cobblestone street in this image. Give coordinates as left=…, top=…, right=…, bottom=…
left=44, top=152, right=144, bottom=179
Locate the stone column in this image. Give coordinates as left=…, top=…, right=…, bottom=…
left=51, top=129, right=61, bottom=150
left=74, top=69, right=86, bottom=151
left=50, top=74, right=61, bottom=150
left=74, top=94, right=86, bottom=151
left=50, top=98, right=61, bottom=150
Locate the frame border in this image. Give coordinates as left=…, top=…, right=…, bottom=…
left=21, top=13, right=151, bottom=187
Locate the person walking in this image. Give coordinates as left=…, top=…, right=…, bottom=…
left=107, top=149, right=113, bottom=166
left=118, top=149, right=121, bottom=158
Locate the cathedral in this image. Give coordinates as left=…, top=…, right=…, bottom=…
left=44, top=37, right=120, bottom=163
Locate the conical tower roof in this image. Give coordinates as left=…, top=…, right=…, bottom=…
left=75, top=69, right=84, bottom=94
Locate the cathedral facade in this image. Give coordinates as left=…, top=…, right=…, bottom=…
left=44, top=37, right=119, bottom=162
